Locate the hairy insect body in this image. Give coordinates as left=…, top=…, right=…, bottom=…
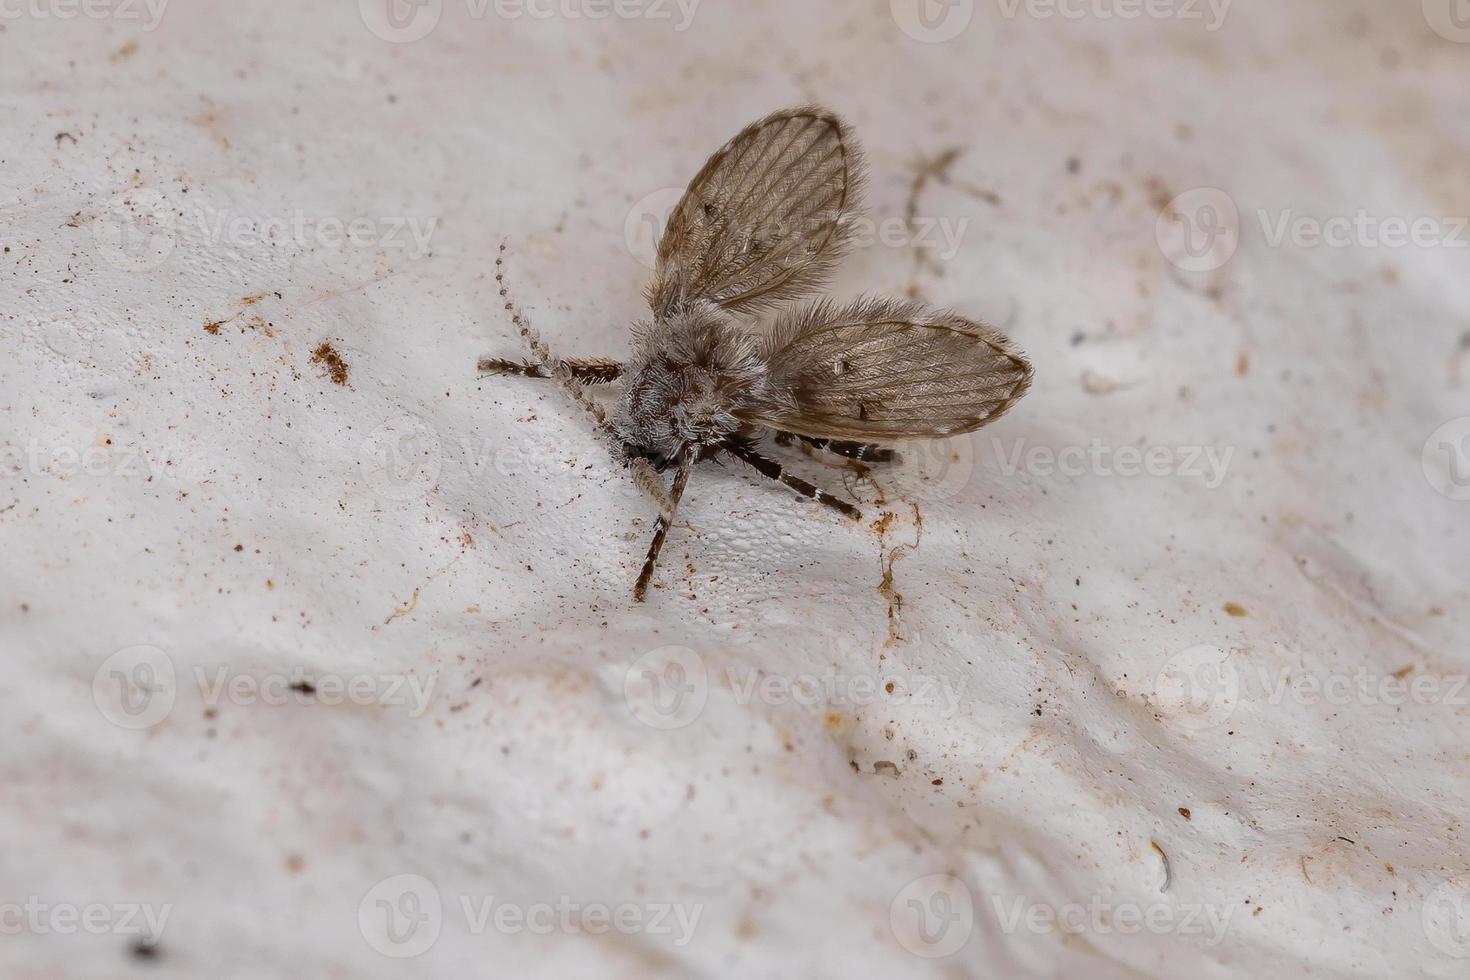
left=483, top=105, right=1033, bottom=600
left=617, top=302, right=769, bottom=466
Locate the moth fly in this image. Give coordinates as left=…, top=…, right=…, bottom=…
left=482, top=105, right=1033, bottom=600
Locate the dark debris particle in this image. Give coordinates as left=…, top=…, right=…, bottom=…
left=130, top=938, right=162, bottom=961
left=1178, top=807, right=1192, bottom=820
left=310, top=341, right=349, bottom=385
left=289, top=680, right=317, bottom=695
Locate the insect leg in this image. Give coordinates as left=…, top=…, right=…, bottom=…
left=771, top=432, right=898, bottom=464
left=722, top=440, right=861, bottom=520
left=477, top=357, right=625, bottom=384
left=633, top=451, right=692, bottom=602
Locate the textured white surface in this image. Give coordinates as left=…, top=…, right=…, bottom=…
left=3, top=0, right=1469, bottom=977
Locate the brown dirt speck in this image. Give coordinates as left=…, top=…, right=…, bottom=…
left=1224, top=602, right=1248, bottom=617
left=311, top=341, right=349, bottom=385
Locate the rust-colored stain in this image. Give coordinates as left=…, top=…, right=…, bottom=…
left=1224, top=602, right=1248, bottom=617
left=311, top=341, right=349, bottom=385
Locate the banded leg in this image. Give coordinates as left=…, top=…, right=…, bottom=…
left=772, top=431, right=898, bottom=464
left=634, top=451, right=692, bottom=602
left=722, top=440, right=861, bottom=521
left=478, top=357, right=624, bottom=384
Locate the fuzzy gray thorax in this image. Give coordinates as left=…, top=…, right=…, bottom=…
left=614, top=300, right=772, bottom=463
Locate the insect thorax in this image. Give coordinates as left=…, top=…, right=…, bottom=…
left=614, top=301, right=771, bottom=463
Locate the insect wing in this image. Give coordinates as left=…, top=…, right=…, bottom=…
left=737, top=298, right=1033, bottom=442
left=647, top=106, right=866, bottom=319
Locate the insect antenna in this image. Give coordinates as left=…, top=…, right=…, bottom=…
left=495, top=240, right=675, bottom=519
